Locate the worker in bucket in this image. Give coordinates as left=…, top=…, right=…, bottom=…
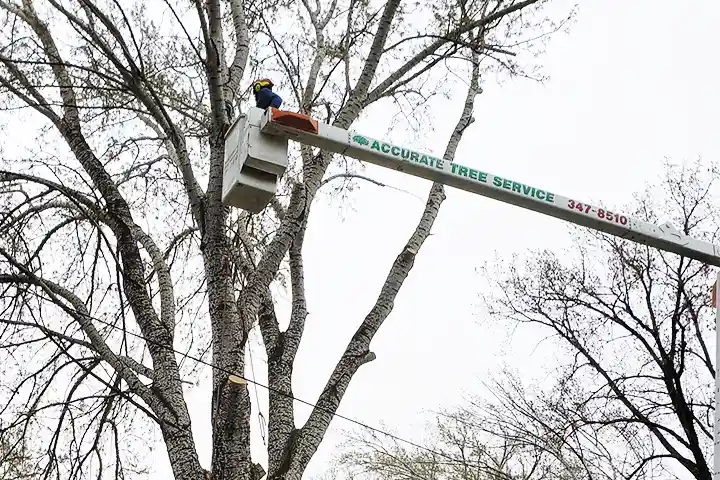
left=253, top=78, right=283, bottom=109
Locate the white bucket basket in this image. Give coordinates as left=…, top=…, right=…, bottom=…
left=222, top=107, right=289, bottom=213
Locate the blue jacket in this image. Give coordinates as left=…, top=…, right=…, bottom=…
left=255, top=87, right=283, bottom=109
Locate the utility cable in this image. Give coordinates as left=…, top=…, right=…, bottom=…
left=0, top=246, right=464, bottom=464
left=52, top=307, right=464, bottom=464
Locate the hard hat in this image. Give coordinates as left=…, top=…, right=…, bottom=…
left=253, top=78, right=274, bottom=93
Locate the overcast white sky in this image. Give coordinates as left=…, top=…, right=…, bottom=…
left=4, top=0, right=717, bottom=477
left=181, top=1, right=720, bottom=478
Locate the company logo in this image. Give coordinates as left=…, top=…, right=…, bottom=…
left=352, top=135, right=369, bottom=146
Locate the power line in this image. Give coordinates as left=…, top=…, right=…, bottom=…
left=0, top=246, right=466, bottom=465
left=53, top=308, right=461, bottom=464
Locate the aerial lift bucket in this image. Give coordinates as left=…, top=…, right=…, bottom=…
left=222, top=107, right=289, bottom=213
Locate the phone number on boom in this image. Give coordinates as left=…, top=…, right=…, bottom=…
left=567, top=200, right=628, bottom=226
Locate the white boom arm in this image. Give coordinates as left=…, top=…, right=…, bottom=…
left=254, top=107, right=720, bottom=267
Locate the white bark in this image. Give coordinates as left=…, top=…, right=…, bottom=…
left=274, top=57, right=481, bottom=480
left=0, top=2, right=206, bottom=478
